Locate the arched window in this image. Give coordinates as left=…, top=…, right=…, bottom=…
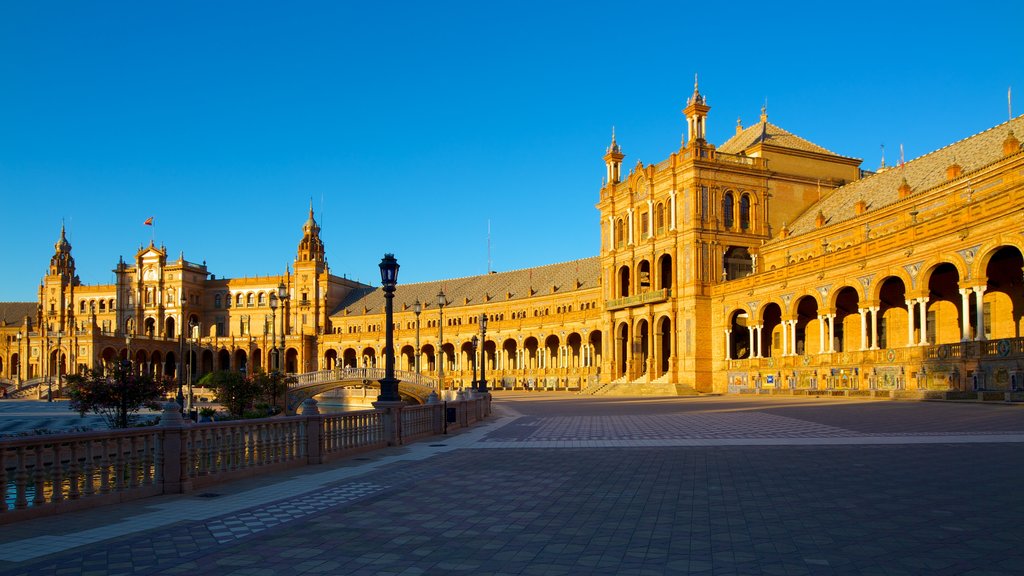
left=655, top=203, right=665, bottom=234
left=615, top=218, right=625, bottom=248
left=722, top=192, right=735, bottom=229
left=214, top=294, right=222, bottom=308
left=80, top=301, right=86, bottom=313
left=740, top=194, right=751, bottom=230
left=258, top=292, right=266, bottom=306
left=246, top=293, right=254, bottom=307
left=236, top=294, right=243, bottom=307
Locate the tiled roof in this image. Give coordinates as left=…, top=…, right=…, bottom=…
left=718, top=121, right=850, bottom=158
left=783, top=116, right=1024, bottom=239
left=331, top=257, right=601, bottom=318
left=0, top=302, right=35, bottom=327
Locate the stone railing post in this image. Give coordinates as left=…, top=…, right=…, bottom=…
left=372, top=401, right=404, bottom=446
left=159, top=401, right=186, bottom=494
left=298, top=399, right=322, bottom=465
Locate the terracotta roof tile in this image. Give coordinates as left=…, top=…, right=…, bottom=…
left=782, top=116, right=1024, bottom=239
left=0, top=302, right=35, bottom=327
left=331, top=257, right=601, bottom=318
left=718, top=121, right=851, bottom=158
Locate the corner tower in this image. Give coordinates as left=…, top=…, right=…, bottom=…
left=292, top=205, right=330, bottom=339
left=683, top=75, right=711, bottom=145
left=39, top=224, right=80, bottom=333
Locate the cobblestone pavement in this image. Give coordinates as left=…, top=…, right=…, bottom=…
left=1, top=394, right=1023, bottom=575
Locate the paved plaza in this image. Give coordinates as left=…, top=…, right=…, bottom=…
left=1, top=394, right=1023, bottom=575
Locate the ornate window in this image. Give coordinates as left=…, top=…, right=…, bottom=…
left=740, top=194, right=751, bottom=230
left=722, top=192, right=735, bottom=228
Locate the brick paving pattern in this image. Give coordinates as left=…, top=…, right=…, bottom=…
left=1, top=394, right=1022, bottom=575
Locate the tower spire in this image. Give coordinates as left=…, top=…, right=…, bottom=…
left=603, top=126, right=625, bottom=185
left=683, top=74, right=711, bottom=145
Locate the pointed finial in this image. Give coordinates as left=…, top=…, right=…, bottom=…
left=694, top=73, right=699, bottom=92
left=760, top=98, right=768, bottom=123
left=309, top=197, right=314, bottom=218
left=880, top=144, right=886, bottom=168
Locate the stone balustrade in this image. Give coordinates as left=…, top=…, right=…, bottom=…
left=1, top=394, right=491, bottom=524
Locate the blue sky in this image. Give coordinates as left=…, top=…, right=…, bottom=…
left=2, top=1, right=1022, bottom=301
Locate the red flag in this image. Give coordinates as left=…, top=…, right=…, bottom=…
left=143, top=217, right=154, bottom=226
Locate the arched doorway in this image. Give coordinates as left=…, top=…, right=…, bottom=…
left=878, top=277, right=909, bottom=348
left=234, top=349, right=248, bottom=374
left=728, top=310, right=750, bottom=358
left=618, top=266, right=631, bottom=298
left=637, top=260, right=651, bottom=292
left=984, top=246, right=1024, bottom=338
left=616, top=322, right=628, bottom=378
left=926, top=263, right=961, bottom=344
left=285, top=348, right=298, bottom=373
left=164, top=351, right=176, bottom=380
left=760, top=303, right=782, bottom=357
left=658, top=255, right=673, bottom=290
left=523, top=337, right=538, bottom=370
left=589, top=330, right=602, bottom=369
left=201, top=349, right=214, bottom=374
left=217, top=349, right=230, bottom=371
left=794, top=296, right=819, bottom=355
left=165, top=317, right=176, bottom=339
left=325, top=349, right=339, bottom=370
left=656, top=316, right=671, bottom=374
left=361, top=347, right=376, bottom=368
left=566, top=333, right=582, bottom=368
left=834, top=287, right=860, bottom=351
left=635, top=319, right=649, bottom=376
left=343, top=348, right=357, bottom=368
left=502, top=339, right=517, bottom=371
left=544, top=335, right=559, bottom=369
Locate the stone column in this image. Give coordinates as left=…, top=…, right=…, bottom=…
left=859, top=308, right=868, bottom=351
left=905, top=299, right=916, bottom=348
left=790, top=317, right=798, bottom=354
left=827, top=314, right=836, bottom=353
left=973, top=286, right=987, bottom=341
left=959, top=288, right=971, bottom=341
left=780, top=321, right=788, bottom=356
left=917, top=297, right=929, bottom=345
left=817, top=315, right=825, bottom=356
left=724, top=328, right=732, bottom=360
left=869, top=306, right=880, bottom=350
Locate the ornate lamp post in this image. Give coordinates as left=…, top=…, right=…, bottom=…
left=479, top=313, right=489, bottom=393
left=277, top=282, right=288, bottom=372
left=15, top=333, right=22, bottom=384
left=413, top=299, right=422, bottom=382
left=437, top=290, right=447, bottom=392
left=269, top=292, right=278, bottom=371
left=471, top=335, right=479, bottom=391
left=377, top=254, right=401, bottom=402
left=176, top=293, right=187, bottom=411
left=187, top=318, right=198, bottom=414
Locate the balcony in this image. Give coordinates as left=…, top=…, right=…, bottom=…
left=605, top=288, right=670, bottom=311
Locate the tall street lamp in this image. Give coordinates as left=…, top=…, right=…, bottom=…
left=413, top=299, right=422, bottom=382
left=377, top=254, right=401, bottom=402
left=176, top=293, right=187, bottom=411
left=479, top=313, right=489, bottom=393
left=437, top=290, right=447, bottom=392
left=15, top=333, right=22, bottom=384
left=269, top=292, right=278, bottom=371
left=471, top=335, right=479, bottom=390
left=187, top=319, right=198, bottom=414
left=277, top=282, right=288, bottom=372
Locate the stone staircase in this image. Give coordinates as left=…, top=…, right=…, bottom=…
left=591, top=373, right=699, bottom=397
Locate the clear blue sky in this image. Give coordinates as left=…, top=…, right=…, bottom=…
left=2, top=1, right=1022, bottom=301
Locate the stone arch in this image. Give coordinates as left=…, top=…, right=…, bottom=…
left=877, top=276, right=910, bottom=349
left=544, top=335, right=559, bottom=369
left=217, top=349, right=231, bottom=371
left=655, top=315, right=671, bottom=374
left=926, top=262, right=963, bottom=344
left=658, top=254, right=673, bottom=290
left=618, top=265, right=631, bottom=298
left=501, top=338, right=517, bottom=371
left=727, top=308, right=750, bottom=359
left=981, top=244, right=1024, bottom=338
left=759, top=302, right=783, bottom=357
left=616, top=321, right=629, bottom=378
left=284, top=348, right=298, bottom=373
left=324, top=348, right=339, bottom=370
left=637, top=259, right=651, bottom=291
left=973, top=239, right=1024, bottom=280
left=343, top=348, right=357, bottom=368
left=919, top=257, right=968, bottom=290
left=792, top=295, right=820, bottom=355
left=826, top=284, right=864, bottom=310
left=723, top=247, right=753, bottom=281
left=566, top=332, right=582, bottom=368
left=361, top=346, right=376, bottom=368
left=833, top=286, right=861, bottom=352
left=635, top=319, right=650, bottom=375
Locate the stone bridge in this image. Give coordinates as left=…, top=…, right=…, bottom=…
left=287, top=367, right=438, bottom=409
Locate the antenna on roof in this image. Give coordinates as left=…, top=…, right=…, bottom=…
left=880, top=144, right=886, bottom=169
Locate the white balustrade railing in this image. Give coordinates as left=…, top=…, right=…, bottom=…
left=2, top=395, right=491, bottom=524
left=290, top=367, right=437, bottom=389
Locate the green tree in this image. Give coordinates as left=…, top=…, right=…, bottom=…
left=199, top=370, right=262, bottom=417
left=65, top=362, right=174, bottom=429
left=252, top=369, right=296, bottom=413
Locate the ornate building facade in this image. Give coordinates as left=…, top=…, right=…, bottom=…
left=2, top=86, right=1022, bottom=398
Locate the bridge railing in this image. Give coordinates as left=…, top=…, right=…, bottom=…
left=291, top=367, right=438, bottom=389
left=2, top=394, right=490, bottom=525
